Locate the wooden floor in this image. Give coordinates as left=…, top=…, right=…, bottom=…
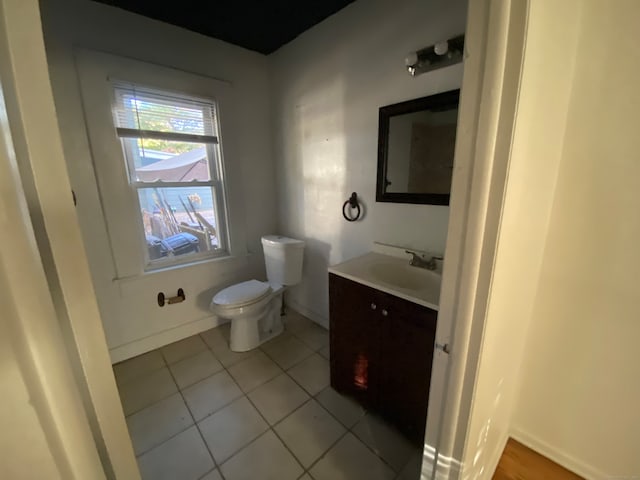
left=493, top=438, right=584, bottom=480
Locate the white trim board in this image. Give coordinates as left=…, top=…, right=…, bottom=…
left=510, top=428, right=607, bottom=480
left=109, top=314, right=223, bottom=364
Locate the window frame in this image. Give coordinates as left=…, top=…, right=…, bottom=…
left=75, top=50, right=248, bottom=280
left=111, top=83, right=231, bottom=270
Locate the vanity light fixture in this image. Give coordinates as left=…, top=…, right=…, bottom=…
left=405, top=34, right=465, bottom=77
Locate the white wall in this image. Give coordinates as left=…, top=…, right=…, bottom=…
left=40, top=0, right=278, bottom=359
left=510, top=1, right=640, bottom=477
left=459, top=1, right=582, bottom=477
left=270, top=0, right=467, bottom=324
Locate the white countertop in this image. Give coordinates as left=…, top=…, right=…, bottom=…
left=328, top=252, right=441, bottom=311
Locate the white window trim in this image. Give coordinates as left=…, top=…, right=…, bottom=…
left=75, top=50, right=248, bottom=279
left=111, top=83, right=230, bottom=270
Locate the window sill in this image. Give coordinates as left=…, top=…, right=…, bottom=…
left=113, top=250, right=251, bottom=283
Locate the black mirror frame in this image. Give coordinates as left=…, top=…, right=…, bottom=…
left=376, top=89, right=460, bottom=205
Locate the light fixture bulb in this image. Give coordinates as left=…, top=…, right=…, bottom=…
left=434, top=40, right=449, bottom=56
left=405, top=51, right=418, bottom=67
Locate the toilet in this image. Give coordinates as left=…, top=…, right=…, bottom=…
left=210, top=235, right=305, bottom=352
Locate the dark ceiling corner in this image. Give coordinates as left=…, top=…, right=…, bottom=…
left=92, top=0, right=357, bottom=54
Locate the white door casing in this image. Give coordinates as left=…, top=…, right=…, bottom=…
left=0, top=1, right=141, bottom=478
left=422, top=1, right=529, bottom=479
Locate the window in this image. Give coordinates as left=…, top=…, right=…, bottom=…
left=111, top=85, right=228, bottom=268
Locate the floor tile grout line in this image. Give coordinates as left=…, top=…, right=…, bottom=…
left=287, top=323, right=330, bottom=351
left=295, top=383, right=369, bottom=476
left=302, top=427, right=352, bottom=476
left=114, top=363, right=166, bottom=389
left=125, top=365, right=237, bottom=423
left=121, top=338, right=229, bottom=417
left=171, top=362, right=226, bottom=391
left=301, top=379, right=411, bottom=476
left=132, top=418, right=194, bottom=458
left=199, top=328, right=260, bottom=369
left=188, top=332, right=291, bottom=475
left=114, top=351, right=169, bottom=395
left=260, top=364, right=358, bottom=475
left=263, top=393, right=314, bottom=431
left=127, top=364, right=359, bottom=462
left=197, top=468, right=220, bottom=480
left=118, top=316, right=411, bottom=479
left=160, top=338, right=210, bottom=366
left=228, top=357, right=285, bottom=395
left=123, top=386, right=179, bottom=418
left=185, top=390, right=244, bottom=425
left=114, top=312, right=323, bottom=379
left=241, top=389, right=308, bottom=474
left=206, top=324, right=328, bottom=475
left=115, top=320, right=307, bottom=472
left=129, top=383, right=402, bottom=479
left=347, top=413, right=418, bottom=475
left=199, top=316, right=326, bottom=370
left=128, top=375, right=245, bottom=469
left=212, top=425, right=285, bottom=470
left=259, top=340, right=316, bottom=371
left=162, top=353, right=225, bottom=480
left=183, top=345, right=281, bottom=423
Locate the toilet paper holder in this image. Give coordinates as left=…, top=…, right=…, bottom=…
left=158, top=288, right=186, bottom=307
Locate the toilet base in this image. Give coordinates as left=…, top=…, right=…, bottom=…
left=228, top=294, right=284, bottom=352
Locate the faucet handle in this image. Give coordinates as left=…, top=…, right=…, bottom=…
left=405, top=250, right=420, bottom=266
left=405, top=250, right=420, bottom=260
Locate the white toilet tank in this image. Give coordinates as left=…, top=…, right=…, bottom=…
left=261, top=235, right=305, bottom=286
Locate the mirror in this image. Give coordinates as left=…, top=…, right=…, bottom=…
left=376, top=89, right=460, bottom=205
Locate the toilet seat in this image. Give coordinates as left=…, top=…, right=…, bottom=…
left=212, top=280, right=271, bottom=309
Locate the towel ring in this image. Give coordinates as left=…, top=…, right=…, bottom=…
left=342, top=192, right=361, bottom=222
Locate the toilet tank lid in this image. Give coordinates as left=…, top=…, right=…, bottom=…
left=213, top=280, right=270, bottom=306
left=261, top=235, right=305, bottom=248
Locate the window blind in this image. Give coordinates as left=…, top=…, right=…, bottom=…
left=112, top=84, right=218, bottom=143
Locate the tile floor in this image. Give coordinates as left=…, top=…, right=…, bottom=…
left=114, top=310, right=424, bottom=480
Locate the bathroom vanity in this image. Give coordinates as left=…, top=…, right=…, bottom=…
left=328, top=250, right=440, bottom=444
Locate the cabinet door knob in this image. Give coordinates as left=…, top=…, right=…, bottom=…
left=371, top=303, right=377, bottom=310
left=381, top=309, right=388, bottom=316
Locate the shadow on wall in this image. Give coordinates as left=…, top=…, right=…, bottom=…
left=275, top=0, right=463, bottom=325
left=289, top=237, right=333, bottom=327
left=278, top=72, right=347, bottom=324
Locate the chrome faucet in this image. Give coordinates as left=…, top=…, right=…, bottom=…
left=405, top=250, right=443, bottom=271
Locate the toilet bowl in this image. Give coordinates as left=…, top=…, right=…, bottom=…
left=210, top=280, right=284, bottom=352
left=210, top=235, right=305, bottom=352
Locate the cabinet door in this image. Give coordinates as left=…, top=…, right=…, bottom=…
left=380, top=293, right=437, bottom=444
left=329, top=273, right=383, bottom=409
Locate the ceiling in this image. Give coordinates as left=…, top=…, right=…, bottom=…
left=93, top=0, right=357, bottom=55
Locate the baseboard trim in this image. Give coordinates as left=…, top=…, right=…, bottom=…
left=109, top=314, right=225, bottom=363
left=286, top=298, right=328, bottom=329
left=509, top=427, right=606, bottom=480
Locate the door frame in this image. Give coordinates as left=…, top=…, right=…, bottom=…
left=0, top=0, right=140, bottom=478
left=3, top=0, right=529, bottom=478
left=423, top=0, right=529, bottom=478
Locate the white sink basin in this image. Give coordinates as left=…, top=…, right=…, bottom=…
left=369, top=262, right=436, bottom=291
left=328, top=252, right=442, bottom=310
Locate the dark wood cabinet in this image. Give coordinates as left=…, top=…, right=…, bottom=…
left=329, top=273, right=437, bottom=444
left=329, top=274, right=384, bottom=409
